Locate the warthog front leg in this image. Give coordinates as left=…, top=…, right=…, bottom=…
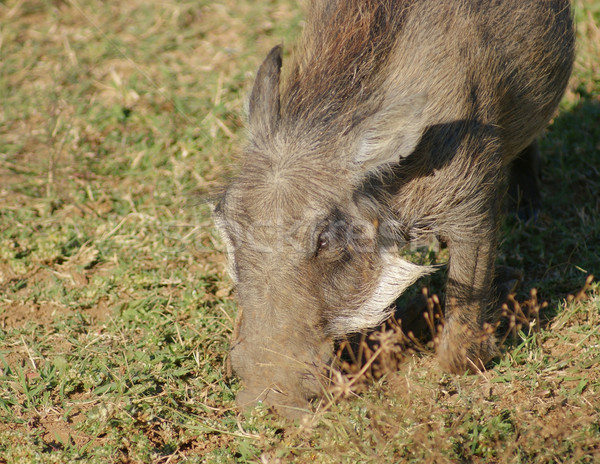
left=438, top=216, right=500, bottom=373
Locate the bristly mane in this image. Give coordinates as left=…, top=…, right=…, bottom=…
left=280, top=0, right=417, bottom=137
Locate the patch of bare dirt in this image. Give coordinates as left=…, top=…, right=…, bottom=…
left=38, top=409, right=91, bottom=451
left=0, top=301, right=68, bottom=330
left=0, top=407, right=97, bottom=454
left=0, top=298, right=113, bottom=330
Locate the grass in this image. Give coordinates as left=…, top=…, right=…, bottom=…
left=0, top=0, right=599, bottom=462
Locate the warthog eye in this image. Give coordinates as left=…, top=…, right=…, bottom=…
left=316, top=229, right=330, bottom=255
left=314, top=214, right=348, bottom=258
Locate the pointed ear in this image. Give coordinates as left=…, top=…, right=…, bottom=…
left=354, top=93, right=428, bottom=171
left=248, top=45, right=283, bottom=135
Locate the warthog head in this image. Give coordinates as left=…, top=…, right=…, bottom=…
left=213, top=45, right=434, bottom=416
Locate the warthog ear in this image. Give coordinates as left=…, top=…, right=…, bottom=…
left=354, top=93, right=428, bottom=172
left=248, top=45, right=283, bottom=135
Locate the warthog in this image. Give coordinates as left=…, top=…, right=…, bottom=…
left=213, top=0, right=575, bottom=417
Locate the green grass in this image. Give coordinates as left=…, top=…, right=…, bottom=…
left=1, top=0, right=599, bottom=462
